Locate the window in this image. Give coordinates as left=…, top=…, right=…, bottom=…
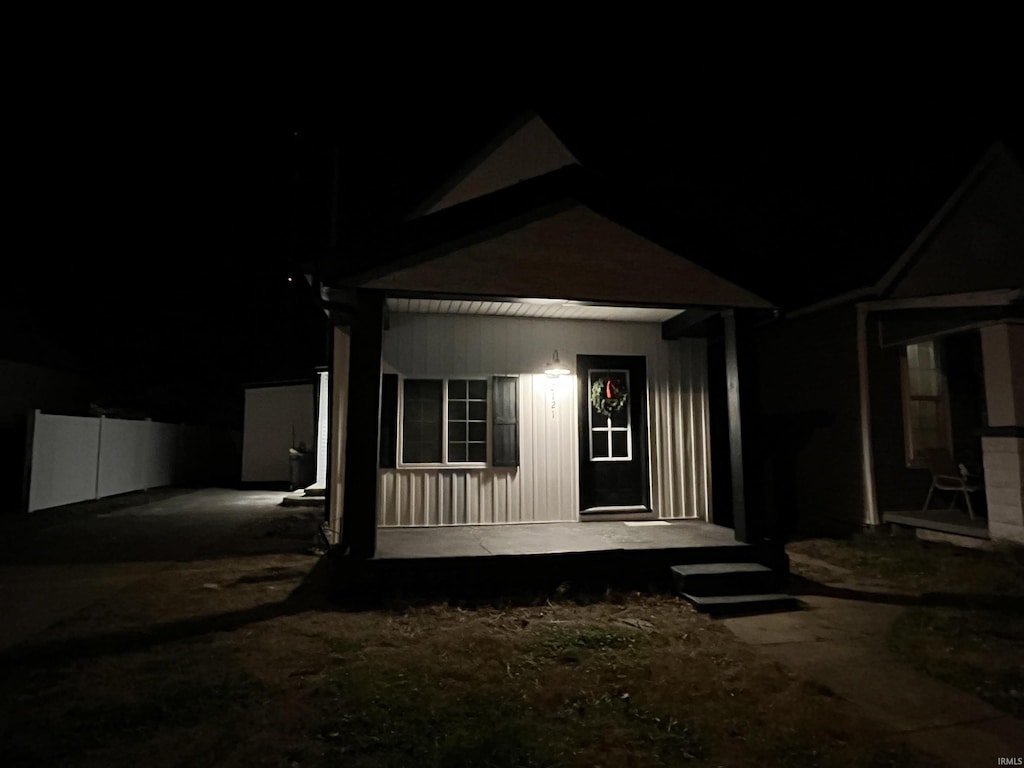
left=901, top=340, right=952, bottom=466
left=400, top=378, right=488, bottom=465
left=588, top=369, right=631, bottom=461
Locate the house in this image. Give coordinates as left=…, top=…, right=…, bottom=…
left=308, top=113, right=787, bottom=594
left=755, top=141, right=1024, bottom=544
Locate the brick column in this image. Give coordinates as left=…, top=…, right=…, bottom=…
left=982, top=436, right=1024, bottom=543
left=980, top=323, right=1024, bottom=544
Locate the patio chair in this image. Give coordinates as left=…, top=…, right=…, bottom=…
left=922, top=448, right=983, bottom=520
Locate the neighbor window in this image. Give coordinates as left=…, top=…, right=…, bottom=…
left=900, top=340, right=952, bottom=466
left=401, top=378, right=488, bottom=465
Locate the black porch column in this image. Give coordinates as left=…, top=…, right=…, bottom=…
left=340, top=289, right=385, bottom=559
left=724, top=309, right=764, bottom=543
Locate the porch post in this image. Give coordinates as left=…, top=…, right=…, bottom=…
left=980, top=323, right=1024, bottom=544
left=326, top=325, right=350, bottom=542
left=724, top=309, right=764, bottom=543
left=339, top=289, right=385, bottom=558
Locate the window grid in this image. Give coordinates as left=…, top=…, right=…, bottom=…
left=902, top=341, right=952, bottom=465
left=588, top=369, right=632, bottom=462
left=447, top=379, right=488, bottom=464
left=400, top=378, right=488, bottom=466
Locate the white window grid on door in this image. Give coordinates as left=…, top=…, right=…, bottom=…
left=589, top=369, right=632, bottom=462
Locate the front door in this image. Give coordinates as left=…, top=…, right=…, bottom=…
left=577, top=355, right=651, bottom=515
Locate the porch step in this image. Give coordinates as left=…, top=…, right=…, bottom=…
left=303, top=485, right=326, bottom=498
left=670, top=563, right=799, bottom=615
left=670, top=562, right=782, bottom=596
left=679, top=592, right=800, bottom=615
left=281, top=491, right=325, bottom=509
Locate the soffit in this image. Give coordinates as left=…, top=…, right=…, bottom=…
left=387, top=298, right=679, bottom=322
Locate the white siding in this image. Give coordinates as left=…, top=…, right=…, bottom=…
left=376, top=313, right=710, bottom=526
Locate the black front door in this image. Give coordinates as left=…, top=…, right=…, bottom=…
left=577, top=355, right=650, bottom=514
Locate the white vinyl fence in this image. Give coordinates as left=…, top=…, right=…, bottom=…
left=27, top=411, right=183, bottom=512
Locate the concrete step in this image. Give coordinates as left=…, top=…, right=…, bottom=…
left=670, top=562, right=784, bottom=597
left=281, top=492, right=325, bottom=508
left=678, top=591, right=801, bottom=615
left=303, top=485, right=326, bottom=498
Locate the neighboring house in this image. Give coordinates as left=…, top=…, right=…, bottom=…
left=756, top=142, right=1024, bottom=544
left=311, top=114, right=778, bottom=561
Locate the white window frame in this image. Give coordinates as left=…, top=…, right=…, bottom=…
left=397, top=376, right=490, bottom=469
left=899, top=340, right=953, bottom=468
left=588, top=369, right=632, bottom=463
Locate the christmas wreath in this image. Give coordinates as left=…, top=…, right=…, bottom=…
left=590, top=377, right=628, bottom=418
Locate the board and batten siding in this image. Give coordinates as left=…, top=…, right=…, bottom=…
left=376, top=313, right=710, bottom=526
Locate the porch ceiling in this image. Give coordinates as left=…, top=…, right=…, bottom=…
left=387, top=297, right=681, bottom=323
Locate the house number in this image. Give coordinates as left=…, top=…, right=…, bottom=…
left=550, top=384, right=557, bottom=419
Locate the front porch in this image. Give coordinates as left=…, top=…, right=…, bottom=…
left=328, top=520, right=789, bottom=605
left=882, top=509, right=990, bottom=540
left=376, top=519, right=745, bottom=558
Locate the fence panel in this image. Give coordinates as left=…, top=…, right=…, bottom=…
left=28, top=413, right=101, bottom=512
left=28, top=414, right=184, bottom=512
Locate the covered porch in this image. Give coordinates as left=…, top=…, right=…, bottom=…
left=863, top=294, right=1024, bottom=545
left=376, top=518, right=745, bottom=559
left=329, top=519, right=789, bottom=604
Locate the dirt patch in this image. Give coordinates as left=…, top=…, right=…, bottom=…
left=1, top=535, right=939, bottom=767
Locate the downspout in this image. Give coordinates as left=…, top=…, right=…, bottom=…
left=856, top=304, right=880, bottom=526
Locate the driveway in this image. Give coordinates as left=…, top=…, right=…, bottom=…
left=0, top=488, right=320, bottom=651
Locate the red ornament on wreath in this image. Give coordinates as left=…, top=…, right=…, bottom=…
left=591, top=376, right=628, bottom=418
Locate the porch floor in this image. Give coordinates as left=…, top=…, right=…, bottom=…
left=374, top=519, right=743, bottom=559
left=331, top=520, right=786, bottom=604
left=882, top=509, right=989, bottom=539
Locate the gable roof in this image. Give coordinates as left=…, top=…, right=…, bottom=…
left=363, top=205, right=771, bottom=308
left=409, top=112, right=579, bottom=219
left=877, top=141, right=1024, bottom=300
left=327, top=165, right=772, bottom=310
left=786, top=140, right=1024, bottom=316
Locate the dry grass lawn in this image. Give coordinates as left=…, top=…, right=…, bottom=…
left=0, top=522, right=942, bottom=767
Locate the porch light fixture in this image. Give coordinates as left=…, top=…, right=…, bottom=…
left=545, top=350, right=570, bottom=378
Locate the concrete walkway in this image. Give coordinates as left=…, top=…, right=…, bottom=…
left=0, top=488, right=311, bottom=651
left=723, top=552, right=1024, bottom=767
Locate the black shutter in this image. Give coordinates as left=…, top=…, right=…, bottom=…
left=491, top=376, right=519, bottom=467
left=379, top=373, right=398, bottom=468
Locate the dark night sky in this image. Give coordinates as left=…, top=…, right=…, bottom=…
left=4, top=67, right=1021, bottom=427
